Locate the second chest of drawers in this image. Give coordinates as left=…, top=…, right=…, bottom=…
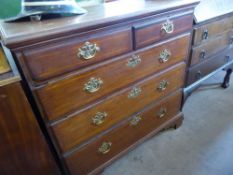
left=186, top=0, right=233, bottom=86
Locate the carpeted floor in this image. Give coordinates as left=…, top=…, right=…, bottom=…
left=103, top=71, right=233, bottom=175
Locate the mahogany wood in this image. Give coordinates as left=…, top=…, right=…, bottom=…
left=21, top=28, right=132, bottom=82
left=134, top=14, right=193, bottom=49
left=0, top=82, right=60, bottom=175
left=64, top=90, right=182, bottom=175
left=90, top=112, right=184, bottom=175
left=0, top=0, right=199, bottom=48
left=193, top=16, right=233, bottom=46
left=190, top=30, right=233, bottom=66
left=51, top=63, right=185, bottom=153
left=35, top=35, right=189, bottom=121
left=0, top=0, right=200, bottom=174
left=187, top=48, right=233, bottom=85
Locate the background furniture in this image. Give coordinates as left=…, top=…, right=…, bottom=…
left=185, top=0, right=233, bottom=95
left=0, top=0, right=199, bottom=174
left=0, top=44, right=60, bottom=175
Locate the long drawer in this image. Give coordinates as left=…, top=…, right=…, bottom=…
left=187, top=48, right=233, bottom=85
left=64, top=90, right=182, bottom=175
left=190, top=30, right=233, bottom=66
left=20, top=28, right=133, bottom=83
left=51, top=62, right=186, bottom=153
left=193, top=16, right=233, bottom=46
left=35, top=35, right=189, bottom=121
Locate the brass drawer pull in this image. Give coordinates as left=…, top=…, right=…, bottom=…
left=159, top=49, right=171, bottom=63
left=161, top=19, right=174, bottom=34
left=200, top=50, right=206, bottom=59
left=196, top=71, right=202, bottom=80
left=224, top=55, right=230, bottom=62
left=127, top=55, right=141, bottom=68
left=202, top=29, right=208, bottom=40
left=78, top=41, right=100, bottom=60
left=157, top=80, right=169, bottom=91
left=230, top=36, right=233, bottom=45
left=130, top=115, right=142, bottom=126
left=92, top=112, right=108, bottom=126
left=84, top=77, right=103, bottom=93
left=157, top=108, right=167, bottom=118
left=128, top=87, right=142, bottom=98
left=98, top=142, right=112, bottom=154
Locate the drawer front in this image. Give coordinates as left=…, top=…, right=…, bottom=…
left=21, top=28, right=132, bottom=83
left=35, top=35, right=189, bottom=121
left=187, top=48, right=233, bottom=85
left=190, top=30, right=233, bottom=66
left=64, top=90, right=182, bottom=175
left=193, top=16, right=233, bottom=46
left=51, top=63, right=186, bottom=153
left=133, top=14, right=193, bottom=49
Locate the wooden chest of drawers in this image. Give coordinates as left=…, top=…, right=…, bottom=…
left=0, top=0, right=199, bottom=174
left=186, top=0, right=233, bottom=87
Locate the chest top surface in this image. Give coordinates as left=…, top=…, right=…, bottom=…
left=0, top=0, right=199, bottom=48
left=194, top=0, right=233, bottom=24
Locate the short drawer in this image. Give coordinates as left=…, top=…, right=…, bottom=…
left=35, top=35, right=189, bottom=121
left=64, top=90, right=182, bottom=175
left=193, top=16, right=233, bottom=46
left=51, top=63, right=186, bottom=153
left=20, top=28, right=132, bottom=83
left=190, top=30, right=233, bottom=66
left=186, top=48, right=233, bottom=85
left=133, top=14, right=193, bottom=49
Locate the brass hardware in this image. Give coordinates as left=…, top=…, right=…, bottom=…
left=98, top=142, right=112, bottom=154
left=84, top=77, right=103, bottom=93
left=92, top=112, right=108, bottom=126
left=157, top=80, right=169, bottom=91
left=78, top=41, right=100, bottom=60
left=128, top=87, right=142, bottom=98
left=0, top=47, right=10, bottom=74
left=159, top=49, right=171, bottom=63
left=130, top=115, right=142, bottom=126
left=127, top=55, right=141, bottom=68
left=196, top=71, right=202, bottom=80
left=161, top=19, right=174, bottom=34
left=157, top=108, right=167, bottom=118
left=202, top=29, right=208, bottom=40
left=224, top=55, right=230, bottom=62
left=200, top=50, right=206, bottom=59
left=230, top=37, right=233, bottom=45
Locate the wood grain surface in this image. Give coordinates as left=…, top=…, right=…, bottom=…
left=190, top=30, right=233, bottom=66
left=51, top=62, right=186, bottom=153
left=0, top=82, right=60, bottom=175
left=34, top=32, right=189, bottom=121
left=0, top=0, right=199, bottom=48
left=134, top=14, right=193, bottom=49
left=64, top=90, right=182, bottom=175
left=21, top=28, right=132, bottom=82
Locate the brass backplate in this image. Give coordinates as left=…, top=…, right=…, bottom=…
left=0, top=47, right=10, bottom=74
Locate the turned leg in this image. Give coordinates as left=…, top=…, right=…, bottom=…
left=221, top=68, right=232, bottom=88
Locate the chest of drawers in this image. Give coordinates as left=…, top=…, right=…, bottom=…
left=0, top=0, right=199, bottom=174
left=186, top=0, right=233, bottom=88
